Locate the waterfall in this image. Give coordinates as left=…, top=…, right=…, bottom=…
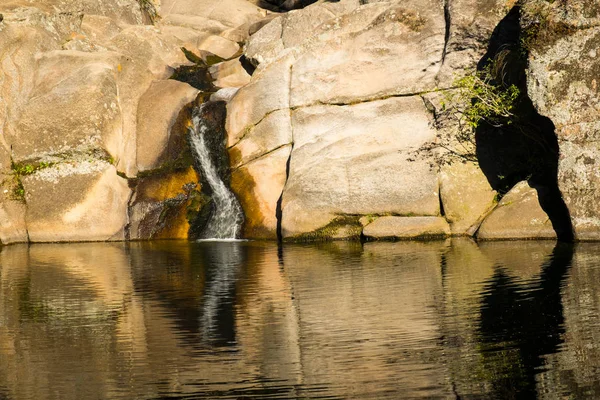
left=188, top=103, right=244, bottom=239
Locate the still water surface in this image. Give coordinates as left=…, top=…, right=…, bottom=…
left=0, top=239, right=599, bottom=399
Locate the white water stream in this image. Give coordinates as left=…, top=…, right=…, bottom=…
left=189, top=104, right=244, bottom=239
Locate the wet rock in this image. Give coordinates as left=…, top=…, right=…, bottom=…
left=362, top=216, right=451, bottom=240
left=230, top=145, right=292, bottom=239
left=128, top=167, right=200, bottom=240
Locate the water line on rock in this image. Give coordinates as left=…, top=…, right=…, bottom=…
left=189, top=103, right=244, bottom=239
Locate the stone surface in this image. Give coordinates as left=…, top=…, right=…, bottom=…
left=525, top=0, right=600, bottom=240
left=209, top=58, right=252, bottom=88
left=230, top=145, right=292, bottom=239
left=0, top=200, right=28, bottom=245
left=210, top=87, right=240, bottom=102
left=12, top=50, right=123, bottom=162
left=198, top=35, right=240, bottom=59
left=225, top=54, right=294, bottom=145
left=136, top=80, right=199, bottom=172
left=159, top=0, right=266, bottom=30
left=228, top=109, right=292, bottom=168
left=0, top=0, right=262, bottom=243
left=288, top=2, right=446, bottom=107
left=281, top=97, right=440, bottom=238
left=362, top=216, right=451, bottom=240
left=477, top=182, right=556, bottom=240
left=436, top=0, right=508, bottom=85
left=23, top=162, right=131, bottom=242
left=128, top=167, right=199, bottom=240
left=439, top=161, right=497, bottom=235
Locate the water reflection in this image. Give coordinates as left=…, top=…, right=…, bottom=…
left=477, top=243, right=573, bottom=399
left=0, top=240, right=598, bottom=399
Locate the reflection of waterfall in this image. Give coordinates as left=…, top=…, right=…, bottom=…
left=189, top=103, right=244, bottom=239
left=200, top=242, right=243, bottom=344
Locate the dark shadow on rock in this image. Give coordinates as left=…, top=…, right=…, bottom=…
left=257, top=0, right=338, bottom=12
left=477, top=242, right=574, bottom=399
left=475, top=6, right=574, bottom=242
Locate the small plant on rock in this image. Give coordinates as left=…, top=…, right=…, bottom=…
left=420, top=60, right=521, bottom=165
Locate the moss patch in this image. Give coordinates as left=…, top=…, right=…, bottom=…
left=286, top=216, right=363, bottom=243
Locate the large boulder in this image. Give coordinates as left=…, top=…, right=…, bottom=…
left=477, top=182, right=556, bottom=240
left=12, top=50, right=123, bottom=162
left=159, top=0, right=266, bottom=32
left=281, top=97, right=441, bottom=238
left=439, top=161, right=497, bottom=235
left=23, top=162, right=131, bottom=242
left=136, top=80, right=199, bottom=172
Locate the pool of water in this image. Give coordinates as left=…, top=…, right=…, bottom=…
left=0, top=239, right=599, bottom=399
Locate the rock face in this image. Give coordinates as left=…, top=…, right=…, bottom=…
left=227, top=0, right=539, bottom=241
left=1, top=0, right=598, bottom=243
left=0, top=0, right=264, bottom=243
left=525, top=0, right=600, bottom=240
left=23, top=162, right=131, bottom=242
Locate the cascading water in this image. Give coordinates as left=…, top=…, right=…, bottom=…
left=188, top=103, right=244, bottom=239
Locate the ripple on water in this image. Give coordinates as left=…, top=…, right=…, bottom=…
left=0, top=240, right=599, bottom=399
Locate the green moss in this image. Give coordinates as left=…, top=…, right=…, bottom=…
left=184, top=184, right=211, bottom=224
left=286, top=216, right=363, bottom=243
left=3, top=160, right=57, bottom=203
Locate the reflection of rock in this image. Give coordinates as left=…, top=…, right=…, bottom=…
left=1, top=241, right=600, bottom=398
left=282, top=240, right=452, bottom=397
